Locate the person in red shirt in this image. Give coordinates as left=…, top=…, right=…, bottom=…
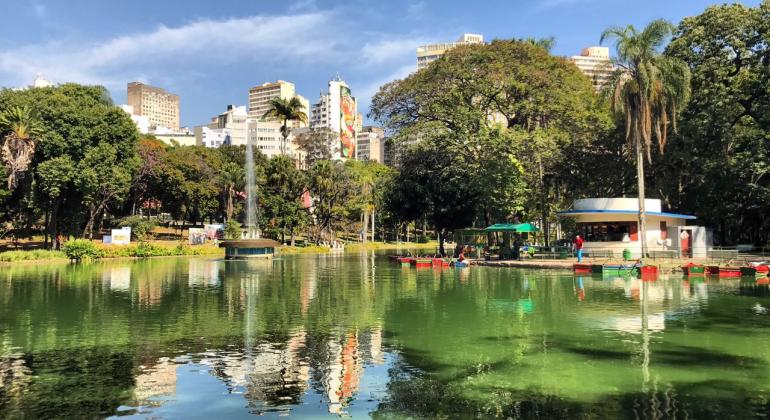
left=573, top=235, right=585, bottom=262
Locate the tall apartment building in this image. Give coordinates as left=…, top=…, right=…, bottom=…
left=247, top=80, right=309, bottom=129
left=127, top=82, right=180, bottom=131
left=247, top=120, right=306, bottom=166
left=416, top=33, right=484, bottom=70
left=356, top=127, right=385, bottom=163
left=309, top=77, right=358, bottom=160
left=570, top=47, right=615, bottom=90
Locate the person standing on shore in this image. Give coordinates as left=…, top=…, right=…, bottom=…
left=573, top=235, right=584, bottom=263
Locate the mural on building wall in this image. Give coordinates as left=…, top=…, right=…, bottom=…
left=339, top=86, right=356, bottom=158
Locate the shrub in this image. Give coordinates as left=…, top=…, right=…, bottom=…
left=0, top=249, right=66, bottom=262
left=225, top=219, right=241, bottom=239
left=118, top=216, right=158, bottom=241
left=62, top=239, right=103, bottom=262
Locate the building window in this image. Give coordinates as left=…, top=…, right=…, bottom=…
left=577, top=222, right=638, bottom=242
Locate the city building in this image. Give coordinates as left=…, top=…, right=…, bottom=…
left=154, top=132, right=196, bottom=147
left=194, top=126, right=231, bottom=148
left=208, top=104, right=248, bottom=146
left=248, top=80, right=309, bottom=129
left=356, top=126, right=385, bottom=163
left=569, top=47, right=615, bottom=90
left=558, top=198, right=710, bottom=258
left=119, top=105, right=150, bottom=134
left=247, top=120, right=307, bottom=165
left=127, top=82, right=180, bottom=131
left=31, top=73, right=53, bottom=88
left=416, top=33, right=484, bottom=70
left=309, top=76, right=358, bottom=160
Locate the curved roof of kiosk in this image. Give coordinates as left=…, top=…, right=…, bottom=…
left=558, top=198, right=696, bottom=220
left=557, top=209, right=696, bottom=220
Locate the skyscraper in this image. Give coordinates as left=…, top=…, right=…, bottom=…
left=126, top=82, right=180, bottom=131
left=570, top=47, right=615, bottom=91
left=247, top=80, right=309, bottom=129
left=309, top=77, right=358, bottom=160
left=416, top=33, right=484, bottom=70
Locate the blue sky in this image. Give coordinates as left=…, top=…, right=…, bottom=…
left=0, top=0, right=760, bottom=126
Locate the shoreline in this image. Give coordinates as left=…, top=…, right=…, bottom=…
left=0, top=241, right=438, bottom=266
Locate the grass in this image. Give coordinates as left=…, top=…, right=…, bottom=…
left=0, top=249, right=66, bottom=262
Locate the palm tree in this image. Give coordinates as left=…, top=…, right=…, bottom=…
left=0, top=106, right=44, bottom=189
left=601, top=19, right=691, bottom=259
left=262, top=97, right=308, bottom=156
left=218, top=162, right=244, bottom=221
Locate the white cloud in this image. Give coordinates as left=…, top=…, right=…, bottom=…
left=356, top=63, right=416, bottom=117
left=360, top=37, right=427, bottom=66
left=0, top=12, right=337, bottom=90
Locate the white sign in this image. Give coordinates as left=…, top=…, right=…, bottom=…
left=111, top=227, right=132, bottom=245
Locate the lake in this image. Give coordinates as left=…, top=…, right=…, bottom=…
left=1, top=253, right=770, bottom=418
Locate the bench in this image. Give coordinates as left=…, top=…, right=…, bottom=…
left=531, top=251, right=565, bottom=259
left=709, top=249, right=739, bottom=260
left=586, top=250, right=614, bottom=258
left=649, top=250, right=678, bottom=259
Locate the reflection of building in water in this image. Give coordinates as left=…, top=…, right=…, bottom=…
left=359, top=327, right=385, bottom=365
left=0, top=353, right=31, bottom=406
left=203, top=330, right=310, bottom=410
left=188, top=259, right=221, bottom=287
left=326, top=330, right=363, bottom=414
left=103, top=266, right=131, bottom=291
left=133, top=357, right=177, bottom=405
left=136, top=275, right=166, bottom=306
left=300, top=274, right=317, bottom=316
left=580, top=278, right=706, bottom=333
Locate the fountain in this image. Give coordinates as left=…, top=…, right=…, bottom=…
left=220, top=134, right=280, bottom=259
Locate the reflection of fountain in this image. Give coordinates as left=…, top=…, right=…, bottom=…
left=221, top=133, right=280, bottom=259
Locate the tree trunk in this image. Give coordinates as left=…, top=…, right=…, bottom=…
left=538, top=155, right=550, bottom=247
left=371, top=207, right=375, bottom=243
left=290, top=222, right=296, bottom=247
left=635, top=129, right=648, bottom=259
left=44, top=208, right=50, bottom=248
left=438, top=229, right=445, bottom=256
left=50, top=199, right=60, bottom=250
left=362, top=211, right=369, bottom=244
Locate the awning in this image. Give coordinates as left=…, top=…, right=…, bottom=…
left=557, top=210, right=696, bottom=220
left=484, top=223, right=540, bottom=233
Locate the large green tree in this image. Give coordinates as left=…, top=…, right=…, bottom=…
left=662, top=1, right=770, bottom=245
left=601, top=20, right=691, bottom=257
left=371, top=39, right=608, bottom=243
left=0, top=84, right=139, bottom=244
left=386, top=139, right=478, bottom=255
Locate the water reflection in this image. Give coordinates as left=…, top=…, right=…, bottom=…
left=2, top=258, right=770, bottom=418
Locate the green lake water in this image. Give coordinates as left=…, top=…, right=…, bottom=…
left=2, top=253, right=770, bottom=418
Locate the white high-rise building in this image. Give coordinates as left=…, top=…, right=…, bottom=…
left=247, top=120, right=306, bottom=165
left=570, top=47, right=615, bottom=90
left=416, top=33, right=484, bottom=70
left=210, top=105, right=248, bottom=146
left=309, top=77, right=358, bottom=160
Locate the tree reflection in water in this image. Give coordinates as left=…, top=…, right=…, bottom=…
left=1, top=258, right=770, bottom=417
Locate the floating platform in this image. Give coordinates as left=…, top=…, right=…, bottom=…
left=220, top=239, right=281, bottom=260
